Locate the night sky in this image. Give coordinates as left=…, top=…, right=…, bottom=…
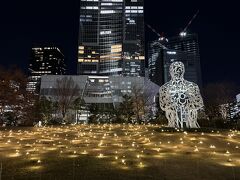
left=1, top=0, right=240, bottom=87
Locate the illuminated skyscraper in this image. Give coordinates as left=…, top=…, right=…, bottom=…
left=148, top=33, right=202, bottom=88
left=166, top=33, right=202, bottom=88
left=123, top=0, right=145, bottom=76
left=148, top=40, right=166, bottom=86
left=78, top=0, right=145, bottom=77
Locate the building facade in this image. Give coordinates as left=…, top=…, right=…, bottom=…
left=40, top=75, right=159, bottom=122
left=148, top=33, right=202, bottom=88
left=78, top=0, right=145, bottom=77
left=40, top=75, right=159, bottom=107
left=166, top=33, right=202, bottom=88
left=27, top=47, right=66, bottom=93
left=148, top=40, right=166, bottom=86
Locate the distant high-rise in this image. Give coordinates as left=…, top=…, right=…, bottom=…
left=27, top=46, right=66, bottom=93
left=166, top=33, right=202, bottom=87
left=122, top=0, right=145, bottom=77
left=78, top=0, right=145, bottom=77
left=148, top=40, right=165, bottom=86
left=148, top=33, right=202, bottom=88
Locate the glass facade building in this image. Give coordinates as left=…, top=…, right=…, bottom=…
left=123, top=0, right=145, bottom=76
left=78, top=0, right=145, bottom=77
left=166, top=33, right=202, bottom=88
left=148, top=40, right=166, bottom=87
left=148, top=33, right=202, bottom=88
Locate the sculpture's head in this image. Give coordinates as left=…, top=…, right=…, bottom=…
left=170, top=61, right=185, bottom=80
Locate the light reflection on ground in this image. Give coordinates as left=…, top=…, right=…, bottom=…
left=0, top=124, right=239, bottom=179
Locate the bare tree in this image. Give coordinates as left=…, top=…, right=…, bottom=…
left=0, top=66, right=17, bottom=122
left=54, top=77, right=80, bottom=122
left=131, top=86, right=144, bottom=123
left=130, top=83, right=154, bottom=124
left=118, top=94, right=134, bottom=123
left=0, top=66, right=36, bottom=125
left=73, top=97, right=85, bottom=124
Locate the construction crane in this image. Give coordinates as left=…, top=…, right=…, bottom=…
left=180, top=10, right=199, bottom=37
left=146, top=23, right=168, bottom=49
left=146, top=10, right=200, bottom=51
left=146, top=24, right=161, bottom=38
left=146, top=24, right=167, bottom=41
left=146, top=10, right=199, bottom=38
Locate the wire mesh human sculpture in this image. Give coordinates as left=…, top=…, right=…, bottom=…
left=159, top=61, right=204, bottom=128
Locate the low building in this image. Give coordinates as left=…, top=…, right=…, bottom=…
left=40, top=75, right=159, bottom=123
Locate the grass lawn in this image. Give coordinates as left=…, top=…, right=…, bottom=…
left=0, top=124, right=239, bottom=180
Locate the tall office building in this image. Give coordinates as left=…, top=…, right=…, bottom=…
left=148, top=40, right=166, bottom=86
left=27, top=46, right=66, bottom=93
left=166, top=33, right=202, bottom=87
left=78, top=0, right=145, bottom=77
left=123, top=0, right=145, bottom=76
left=148, top=33, right=202, bottom=88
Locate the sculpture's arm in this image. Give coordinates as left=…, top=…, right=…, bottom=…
left=192, top=85, right=204, bottom=110
left=159, top=86, right=168, bottom=111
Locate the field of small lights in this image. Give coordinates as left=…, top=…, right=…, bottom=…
left=0, top=124, right=239, bottom=180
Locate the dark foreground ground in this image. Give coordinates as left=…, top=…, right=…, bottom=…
left=0, top=125, right=239, bottom=180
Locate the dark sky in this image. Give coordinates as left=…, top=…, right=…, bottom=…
left=1, top=0, right=240, bottom=87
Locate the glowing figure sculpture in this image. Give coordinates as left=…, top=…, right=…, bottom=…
left=159, top=62, right=203, bottom=128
